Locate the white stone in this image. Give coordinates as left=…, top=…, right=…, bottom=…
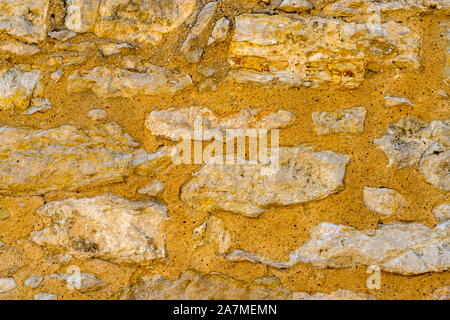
left=278, top=0, right=313, bottom=13
left=193, top=216, right=232, bottom=254
left=34, top=292, right=57, bottom=300
left=138, top=181, right=165, bottom=197
left=48, top=29, right=77, bottom=41
left=384, top=96, right=414, bottom=108
left=432, top=204, right=450, bottom=223
left=312, top=107, right=366, bottom=135
left=87, top=108, right=106, bottom=121
left=25, top=97, right=51, bottom=115
left=180, top=147, right=349, bottom=217
left=227, top=221, right=450, bottom=274
left=363, top=187, right=405, bottom=216
left=0, top=277, right=17, bottom=294
left=208, top=17, right=230, bottom=45
left=31, top=193, right=169, bottom=264
left=24, top=275, right=44, bottom=289
left=146, top=107, right=296, bottom=141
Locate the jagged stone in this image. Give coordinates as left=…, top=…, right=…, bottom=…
left=180, top=147, right=349, bottom=217
left=67, top=65, right=193, bottom=98
left=25, top=97, right=51, bottom=115
left=130, top=271, right=292, bottom=300
left=293, top=289, right=375, bottom=300
left=0, top=67, right=42, bottom=112
left=87, top=108, right=106, bottom=121
left=50, top=270, right=106, bottom=291
left=0, top=0, right=49, bottom=43
left=374, top=117, right=449, bottom=190
left=193, top=216, right=231, bottom=254
left=31, top=193, right=169, bottom=265
left=363, top=187, right=405, bottom=216
left=432, top=204, right=450, bottom=223
left=208, top=17, right=230, bottom=45
left=0, top=278, right=16, bottom=294
left=145, top=107, right=296, bottom=141
left=65, top=0, right=197, bottom=45
left=312, top=107, right=366, bottom=135
left=0, top=41, right=40, bottom=55
left=34, top=292, right=57, bottom=300
left=278, top=0, right=313, bottom=13
left=384, top=96, right=414, bottom=108
left=432, top=286, right=450, bottom=300
left=138, top=181, right=165, bottom=197
left=48, top=29, right=77, bottom=41
left=24, top=275, right=44, bottom=289
left=229, top=14, right=420, bottom=89
left=0, top=122, right=172, bottom=196
left=227, top=221, right=450, bottom=274
left=97, top=43, right=133, bottom=56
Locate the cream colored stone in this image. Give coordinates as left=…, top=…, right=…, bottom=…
left=130, top=271, right=292, bottom=300
left=229, top=14, right=420, bottom=89
left=87, top=108, right=106, bottom=121
left=24, top=275, right=44, bottom=289
left=146, top=107, right=296, bottom=141
left=293, top=289, right=375, bottom=300
left=180, top=147, right=349, bottom=217
left=34, top=292, right=57, bottom=300
left=384, top=96, right=414, bottom=108
left=0, top=0, right=49, bottom=43
left=0, top=67, right=42, bottom=112
left=31, top=193, right=169, bottom=265
left=65, top=0, right=197, bottom=45
left=208, top=17, right=230, bottom=45
left=374, top=117, right=449, bottom=190
left=374, top=117, right=448, bottom=168
left=67, top=65, right=193, bottom=98
left=181, top=1, right=217, bottom=63
left=432, top=286, right=450, bottom=300
left=25, top=97, right=51, bottom=115
left=48, top=29, right=77, bottom=41
left=278, top=0, right=313, bottom=12
left=138, top=181, right=165, bottom=197
left=0, top=277, right=17, bottom=294
left=442, top=24, right=450, bottom=84
left=51, top=270, right=106, bottom=291
left=193, top=216, right=232, bottom=254
left=227, top=221, right=450, bottom=274
left=363, top=187, right=405, bottom=216
left=0, top=41, right=40, bottom=55
left=0, top=122, right=171, bottom=196
left=312, top=107, right=366, bottom=135
left=432, top=204, right=450, bottom=223
left=98, top=43, right=132, bottom=56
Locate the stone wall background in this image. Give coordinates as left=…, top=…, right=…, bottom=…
left=0, top=0, right=448, bottom=300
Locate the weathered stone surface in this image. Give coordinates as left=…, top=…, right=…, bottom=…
left=374, top=117, right=449, bottom=190
left=25, top=97, right=51, bottom=115
left=384, top=96, right=414, bottom=108
left=130, top=271, right=292, bottom=300
left=312, top=107, right=366, bottom=134
left=432, top=204, right=450, bottom=223
left=31, top=193, right=169, bottom=265
left=0, top=41, right=40, bottom=55
left=363, top=186, right=405, bottom=216
left=0, top=122, right=171, bottom=196
left=227, top=221, right=450, bottom=274
left=208, top=17, right=230, bottom=45
left=293, top=289, right=375, bottom=300
left=314, top=0, right=450, bottom=17
left=193, top=216, right=231, bottom=254
left=432, top=286, right=450, bottom=300
left=0, top=0, right=49, bottom=43
left=442, top=24, right=450, bottom=84
left=48, top=29, right=77, bottom=41
left=138, top=181, right=165, bottom=197
left=0, top=246, right=25, bottom=277
left=65, top=0, right=197, bottom=45
left=34, top=292, right=57, bottom=300
left=181, top=1, right=217, bottom=62
left=278, top=0, right=313, bottom=13
left=67, top=65, right=193, bottom=98
left=0, top=277, right=17, bottom=294
left=0, top=208, right=10, bottom=220
left=146, top=107, right=296, bottom=141
left=180, top=147, right=349, bottom=217
left=51, top=270, right=106, bottom=291
left=24, top=275, right=44, bottom=289
left=229, top=14, right=420, bottom=89
left=0, top=67, right=42, bottom=112
left=87, top=108, right=107, bottom=121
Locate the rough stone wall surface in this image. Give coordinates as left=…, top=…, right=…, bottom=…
left=0, top=0, right=448, bottom=300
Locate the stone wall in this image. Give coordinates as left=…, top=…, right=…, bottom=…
left=0, top=0, right=448, bottom=300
